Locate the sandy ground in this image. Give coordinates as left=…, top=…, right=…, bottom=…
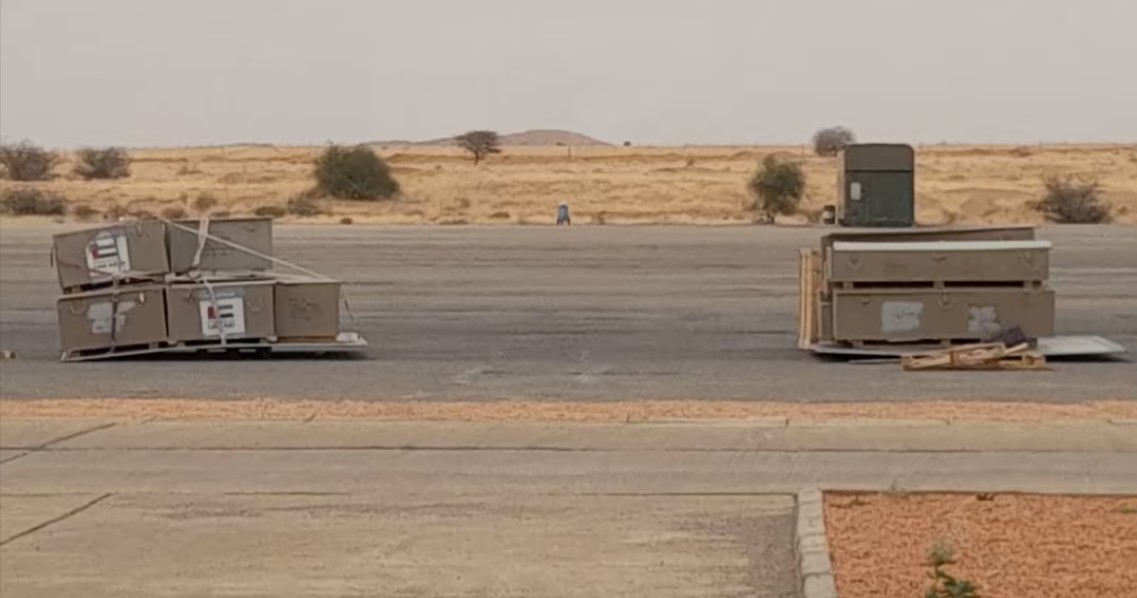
left=2, top=143, right=1136, bottom=225
left=1, top=224, right=1134, bottom=402
left=825, top=493, right=1137, bottom=598
left=3, top=398, right=1137, bottom=423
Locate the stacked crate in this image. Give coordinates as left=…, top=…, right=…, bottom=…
left=800, top=226, right=1056, bottom=347
left=52, top=217, right=345, bottom=360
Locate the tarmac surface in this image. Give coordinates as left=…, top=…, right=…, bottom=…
left=3, top=417, right=1136, bottom=598
left=1, top=223, right=1135, bottom=402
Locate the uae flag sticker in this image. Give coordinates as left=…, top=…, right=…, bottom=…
left=85, top=233, right=131, bottom=275
left=199, top=297, right=247, bottom=337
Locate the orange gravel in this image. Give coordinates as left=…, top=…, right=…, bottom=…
left=825, top=493, right=1137, bottom=598
left=0, top=398, right=1135, bottom=422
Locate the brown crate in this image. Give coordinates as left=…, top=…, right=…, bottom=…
left=53, top=221, right=169, bottom=290
left=167, top=217, right=273, bottom=273
left=166, top=280, right=275, bottom=342
left=831, top=288, right=1055, bottom=343
left=274, top=278, right=341, bottom=340
left=828, top=240, right=1050, bottom=284
left=57, top=284, right=168, bottom=352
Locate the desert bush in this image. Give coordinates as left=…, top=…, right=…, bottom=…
left=623, top=141, right=632, bottom=147
left=103, top=203, right=129, bottom=221
left=130, top=209, right=156, bottom=220
left=192, top=192, right=219, bottom=213
left=253, top=205, right=287, bottom=218
left=747, top=155, right=805, bottom=221
left=0, top=141, right=60, bottom=181
left=160, top=205, right=188, bottom=220
left=338, top=216, right=354, bottom=225
left=314, top=145, right=399, bottom=200
left=72, top=204, right=100, bottom=221
left=925, top=543, right=980, bottom=598
left=0, top=188, right=66, bottom=216
left=74, top=147, right=130, bottom=180
left=454, top=130, right=502, bottom=165
left=286, top=195, right=324, bottom=217
left=811, top=126, right=856, bottom=157
left=1031, top=176, right=1112, bottom=224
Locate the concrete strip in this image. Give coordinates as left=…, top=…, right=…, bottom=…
left=0, top=494, right=110, bottom=547
left=43, top=419, right=1137, bottom=453
left=0, top=420, right=117, bottom=449
left=0, top=493, right=798, bottom=598
left=2, top=449, right=1135, bottom=496
left=795, top=489, right=838, bottom=598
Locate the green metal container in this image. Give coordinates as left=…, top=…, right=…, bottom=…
left=836, top=143, right=916, bottom=227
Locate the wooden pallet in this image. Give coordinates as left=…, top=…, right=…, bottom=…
left=798, top=249, right=822, bottom=349
left=901, top=342, right=1049, bottom=371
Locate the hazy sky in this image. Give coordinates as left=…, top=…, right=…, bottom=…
left=1, top=0, right=1134, bottom=147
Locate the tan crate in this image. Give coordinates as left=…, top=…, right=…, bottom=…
left=831, top=287, right=1055, bottom=343
left=166, top=279, right=275, bottom=342
left=57, top=284, right=168, bottom=352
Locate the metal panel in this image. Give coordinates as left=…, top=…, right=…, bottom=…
left=840, top=144, right=915, bottom=171
left=841, top=171, right=915, bottom=227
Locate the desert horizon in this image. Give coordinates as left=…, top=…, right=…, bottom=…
left=2, top=136, right=1135, bottom=226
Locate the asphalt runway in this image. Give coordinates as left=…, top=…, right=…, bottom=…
left=1, top=224, right=1134, bottom=402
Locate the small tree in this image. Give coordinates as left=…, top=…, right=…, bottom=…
left=313, top=144, right=400, bottom=200
left=1031, top=176, right=1112, bottom=224
left=74, top=147, right=131, bottom=180
left=811, top=126, right=857, bottom=157
left=0, top=141, right=59, bottom=181
left=747, top=155, right=805, bottom=221
left=454, top=130, right=502, bottom=165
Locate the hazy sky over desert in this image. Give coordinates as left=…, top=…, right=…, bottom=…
left=1, top=0, right=1134, bottom=147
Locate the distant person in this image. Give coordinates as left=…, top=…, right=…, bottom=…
left=556, top=203, right=571, bottom=226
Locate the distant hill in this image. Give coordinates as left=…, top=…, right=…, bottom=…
left=372, top=129, right=612, bottom=147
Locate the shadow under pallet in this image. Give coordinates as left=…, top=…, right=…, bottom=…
left=60, top=332, right=369, bottom=362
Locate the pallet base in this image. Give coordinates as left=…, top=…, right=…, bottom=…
left=61, top=332, right=368, bottom=362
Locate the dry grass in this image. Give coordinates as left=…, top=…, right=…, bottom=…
left=2, top=143, right=1135, bottom=225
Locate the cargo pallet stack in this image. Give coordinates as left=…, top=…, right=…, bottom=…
left=798, top=226, right=1055, bottom=349
left=53, top=217, right=366, bottom=362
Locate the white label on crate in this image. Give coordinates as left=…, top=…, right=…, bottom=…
left=199, top=297, right=246, bottom=337
left=968, top=306, right=1000, bottom=335
left=85, top=232, right=131, bottom=276
left=87, top=300, right=137, bottom=334
left=881, top=301, right=923, bottom=333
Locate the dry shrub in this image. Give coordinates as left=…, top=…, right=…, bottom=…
left=286, top=195, right=324, bottom=217
left=72, top=204, right=100, bottom=221
left=338, top=216, right=354, bottom=225
left=0, top=141, right=60, bottom=181
left=747, top=155, right=805, bottom=220
left=0, top=188, right=66, bottom=215
left=160, top=205, right=188, bottom=220
left=488, top=211, right=512, bottom=221
left=74, top=147, right=131, bottom=180
left=192, top=192, right=219, bottom=213
left=253, top=205, right=286, bottom=218
left=1011, top=146, right=1035, bottom=158
left=176, top=160, right=202, bottom=176
left=314, top=144, right=399, bottom=200
left=1031, top=176, right=1112, bottom=224
left=104, top=204, right=129, bottom=221
left=131, top=209, right=156, bottom=220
